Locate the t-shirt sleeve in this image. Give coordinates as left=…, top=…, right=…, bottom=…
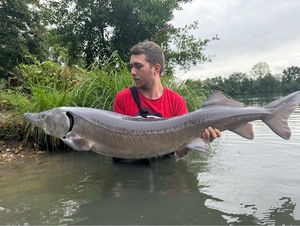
left=113, top=92, right=125, bottom=114
left=175, top=97, right=188, bottom=116
left=173, top=95, right=188, bottom=116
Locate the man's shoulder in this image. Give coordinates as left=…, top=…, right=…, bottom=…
left=164, top=87, right=185, bottom=101
left=115, top=87, right=132, bottom=98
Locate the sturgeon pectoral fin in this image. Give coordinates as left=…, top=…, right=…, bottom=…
left=230, top=123, right=254, bottom=139
left=63, top=133, right=91, bottom=151
left=185, top=138, right=210, bottom=152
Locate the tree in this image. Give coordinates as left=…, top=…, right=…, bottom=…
left=162, top=21, right=215, bottom=74
left=226, top=72, right=247, bottom=95
left=43, top=0, right=112, bottom=66
left=249, top=62, right=271, bottom=79
left=255, top=73, right=281, bottom=95
left=0, top=0, right=46, bottom=77
left=43, top=0, right=213, bottom=74
left=204, top=76, right=224, bottom=92
left=282, top=66, right=300, bottom=92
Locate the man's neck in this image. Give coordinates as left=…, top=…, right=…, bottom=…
left=139, top=82, right=164, bottom=100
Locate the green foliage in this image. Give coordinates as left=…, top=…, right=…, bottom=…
left=162, top=21, right=216, bottom=74
left=45, top=31, right=69, bottom=64
left=162, top=77, right=206, bottom=111
left=0, top=0, right=46, bottom=77
left=42, top=0, right=210, bottom=74
left=0, top=59, right=79, bottom=143
left=0, top=110, right=25, bottom=140
left=1, top=0, right=213, bottom=78
left=71, top=53, right=132, bottom=110
left=30, top=86, right=73, bottom=111
left=0, top=86, right=72, bottom=143
left=250, top=62, right=271, bottom=79
left=202, top=64, right=299, bottom=98
left=255, top=73, right=281, bottom=95
left=0, top=90, right=31, bottom=114
left=0, top=90, right=29, bottom=140
left=17, top=59, right=82, bottom=92
left=282, top=66, right=300, bottom=93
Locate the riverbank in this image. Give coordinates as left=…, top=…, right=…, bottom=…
left=0, top=140, right=45, bottom=163
left=0, top=110, right=40, bottom=163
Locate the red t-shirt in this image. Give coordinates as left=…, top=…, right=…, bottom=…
left=113, top=87, right=188, bottom=118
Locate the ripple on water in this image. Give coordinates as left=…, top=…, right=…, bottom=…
left=195, top=106, right=300, bottom=224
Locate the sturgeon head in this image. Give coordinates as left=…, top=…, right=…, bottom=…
left=24, top=108, right=71, bottom=139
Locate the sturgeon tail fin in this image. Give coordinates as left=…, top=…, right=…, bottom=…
left=263, top=91, right=300, bottom=140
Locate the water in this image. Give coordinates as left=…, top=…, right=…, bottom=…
left=0, top=101, right=300, bottom=225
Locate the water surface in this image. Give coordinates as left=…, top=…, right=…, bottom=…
left=0, top=100, right=299, bottom=225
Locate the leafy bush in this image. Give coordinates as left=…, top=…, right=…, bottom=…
left=17, top=60, right=83, bottom=92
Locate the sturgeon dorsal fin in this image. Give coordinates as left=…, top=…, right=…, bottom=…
left=230, top=123, right=254, bottom=140
left=201, top=91, right=244, bottom=108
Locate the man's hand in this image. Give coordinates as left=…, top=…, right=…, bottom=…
left=201, top=127, right=221, bottom=142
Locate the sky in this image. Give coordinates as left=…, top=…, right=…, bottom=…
left=171, top=0, right=300, bottom=80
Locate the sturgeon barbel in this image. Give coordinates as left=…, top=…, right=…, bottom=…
left=24, top=91, right=300, bottom=159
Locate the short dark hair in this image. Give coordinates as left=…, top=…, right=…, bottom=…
left=130, top=41, right=165, bottom=75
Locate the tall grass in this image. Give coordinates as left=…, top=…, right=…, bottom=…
left=71, top=52, right=132, bottom=110
left=0, top=60, right=79, bottom=146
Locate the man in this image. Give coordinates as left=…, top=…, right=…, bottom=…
left=113, top=41, right=220, bottom=157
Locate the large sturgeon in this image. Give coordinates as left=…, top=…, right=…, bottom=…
left=24, top=91, right=300, bottom=159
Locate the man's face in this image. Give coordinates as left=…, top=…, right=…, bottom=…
left=130, top=54, right=157, bottom=90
